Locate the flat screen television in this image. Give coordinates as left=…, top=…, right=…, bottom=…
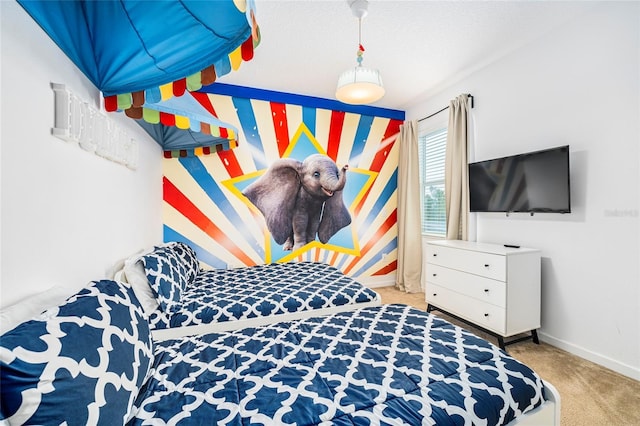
left=468, top=145, right=571, bottom=213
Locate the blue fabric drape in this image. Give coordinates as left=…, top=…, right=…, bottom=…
left=17, top=0, right=252, bottom=97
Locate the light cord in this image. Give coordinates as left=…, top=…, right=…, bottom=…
left=356, top=17, right=364, bottom=66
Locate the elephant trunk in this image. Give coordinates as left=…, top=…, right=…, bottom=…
left=332, top=165, right=348, bottom=192
left=319, top=165, right=348, bottom=198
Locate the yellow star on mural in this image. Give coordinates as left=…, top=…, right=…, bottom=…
left=223, top=123, right=376, bottom=263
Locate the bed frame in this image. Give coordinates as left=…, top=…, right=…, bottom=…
left=512, top=381, right=561, bottom=425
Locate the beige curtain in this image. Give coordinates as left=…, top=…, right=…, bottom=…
left=445, top=94, right=470, bottom=240
left=395, top=120, right=423, bottom=293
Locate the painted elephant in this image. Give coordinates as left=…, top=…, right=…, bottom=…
left=242, top=154, right=351, bottom=251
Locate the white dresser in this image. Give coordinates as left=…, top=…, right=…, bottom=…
left=424, top=240, right=541, bottom=349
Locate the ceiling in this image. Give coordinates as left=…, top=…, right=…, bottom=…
left=221, top=0, right=601, bottom=111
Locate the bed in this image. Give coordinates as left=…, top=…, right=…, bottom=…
left=0, top=280, right=560, bottom=425
left=116, top=242, right=381, bottom=341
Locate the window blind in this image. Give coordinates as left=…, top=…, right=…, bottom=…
left=418, top=128, right=447, bottom=235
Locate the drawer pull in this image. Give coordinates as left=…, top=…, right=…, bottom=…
left=432, top=253, right=437, bottom=257
left=484, top=313, right=489, bottom=317
left=484, top=289, right=489, bottom=293
left=432, top=293, right=437, bottom=297
left=432, top=273, right=437, bottom=277
left=484, top=264, right=490, bottom=268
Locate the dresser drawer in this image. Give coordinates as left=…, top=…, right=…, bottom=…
left=425, top=264, right=506, bottom=308
left=426, top=244, right=506, bottom=281
left=426, top=283, right=506, bottom=334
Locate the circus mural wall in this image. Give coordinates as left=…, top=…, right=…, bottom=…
left=162, top=83, right=404, bottom=281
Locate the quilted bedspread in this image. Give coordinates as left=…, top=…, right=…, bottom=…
left=130, top=304, right=546, bottom=425
left=148, top=261, right=379, bottom=330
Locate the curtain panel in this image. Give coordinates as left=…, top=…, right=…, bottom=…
left=395, top=120, right=423, bottom=293
left=445, top=94, right=470, bottom=240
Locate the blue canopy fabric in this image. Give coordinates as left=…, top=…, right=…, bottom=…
left=135, top=92, right=239, bottom=152
left=136, top=121, right=234, bottom=155
left=18, top=0, right=257, bottom=97
left=18, top=0, right=259, bottom=151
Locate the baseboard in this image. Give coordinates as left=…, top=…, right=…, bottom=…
left=357, top=275, right=395, bottom=289
left=538, top=331, right=640, bottom=381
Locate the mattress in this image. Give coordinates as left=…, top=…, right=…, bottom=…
left=130, top=304, right=547, bottom=425
left=148, top=261, right=381, bottom=339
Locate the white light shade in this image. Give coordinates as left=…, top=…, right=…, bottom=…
left=335, top=66, right=385, bottom=105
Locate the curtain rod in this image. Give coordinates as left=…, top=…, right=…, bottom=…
left=418, top=94, right=474, bottom=122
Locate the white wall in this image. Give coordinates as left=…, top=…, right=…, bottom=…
left=1, top=2, right=163, bottom=307
left=407, top=2, right=639, bottom=380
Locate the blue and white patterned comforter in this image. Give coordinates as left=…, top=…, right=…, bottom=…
left=148, top=261, right=379, bottom=330
left=130, top=304, right=546, bottom=425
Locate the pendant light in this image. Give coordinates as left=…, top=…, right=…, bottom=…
left=335, top=0, right=385, bottom=105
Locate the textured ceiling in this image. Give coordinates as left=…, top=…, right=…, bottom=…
left=222, top=0, right=602, bottom=110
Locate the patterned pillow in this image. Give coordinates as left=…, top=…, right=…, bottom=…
left=0, top=280, right=154, bottom=425
left=141, top=245, right=189, bottom=313
left=170, top=241, right=200, bottom=285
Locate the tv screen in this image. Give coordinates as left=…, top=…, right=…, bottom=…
left=468, top=145, right=571, bottom=213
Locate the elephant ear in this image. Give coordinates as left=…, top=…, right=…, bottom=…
left=242, top=158, right=302, bottom=245
left=318, top=190, right=352, bottom=244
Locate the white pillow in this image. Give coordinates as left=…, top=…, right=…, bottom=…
left=122, top=259, right=160, bottom=317
left=107, top=256, right=127, bottom=280
left=115, top=245, right=170, bottom=318
left=0, top=286, right=75, bottom=335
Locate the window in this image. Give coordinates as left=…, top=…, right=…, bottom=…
left=418, top=126, right=447, bottom=236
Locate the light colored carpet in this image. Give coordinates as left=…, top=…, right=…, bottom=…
left=375, top=286, right=640, bottom=426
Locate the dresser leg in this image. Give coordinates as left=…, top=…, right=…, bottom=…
left=531, top=329, right=540, bottom=344
left=497, top=336, right=506, bottom=350
left=426, top=304, right=434, bottom=313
